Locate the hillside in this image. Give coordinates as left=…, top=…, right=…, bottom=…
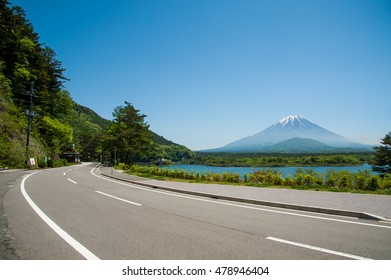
left=73, top=102, right=111, bottom=129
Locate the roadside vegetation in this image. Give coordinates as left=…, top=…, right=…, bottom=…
left=121, top=164, right=391, bottom=195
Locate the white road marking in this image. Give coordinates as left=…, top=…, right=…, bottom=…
left=91, top=166, right=391, bottom=230
left=266, top=237, right=372, bottom=260
left=63, top=172, right=66, bottom=176
left=95, top=191, right=142, bottom=206
left=20, top=171, right=100, bottom=260
left=67, top=178, right=78, bottom=185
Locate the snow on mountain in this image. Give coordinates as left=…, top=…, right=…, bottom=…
left=209, top=115, right=371, bottom=153
left=273, top=115, right=307, bottom=128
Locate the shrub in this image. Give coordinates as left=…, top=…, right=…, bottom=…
left=118, top=162, right=126, bottom=170
left=52, top=159, right=67, bottom=168
left=337, top=171, right=352, bottom=189
left=354, top=172, right=367, bottom=190
left=367, top=176, right=380, bottom=191
left=284, top=175, right=295, bottom=186
left=324, top=170, right=338, bottom=187
left=381, top=174, right=391, bottom=189
left=38, top=157, right=47, bottom=168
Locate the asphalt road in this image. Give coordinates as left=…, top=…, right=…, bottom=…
left=0, top=169, right=31, bottom=259
left=3, top=163, right=391, bottom=260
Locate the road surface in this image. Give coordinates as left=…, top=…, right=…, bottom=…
left=3, top=163, right=391, bottom=259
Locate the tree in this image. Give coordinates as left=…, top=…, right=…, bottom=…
left=372, top=132, right=391, bottom=175
left=38, top=116, right=73, bottom=156
left=104, top=101, right=153, bottom=164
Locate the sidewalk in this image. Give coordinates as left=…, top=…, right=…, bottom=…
left=99, top=166, right=391, bottom=221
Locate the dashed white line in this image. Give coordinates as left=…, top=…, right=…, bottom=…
left=266, top=237, right=372, bottom=260
left=95, top=191, right=142, bottom=206
left=63, top=172, right=66, bottom=176
left=20, top=171, right=100, bottom=260
left=67, top=178, right=78, bottom=185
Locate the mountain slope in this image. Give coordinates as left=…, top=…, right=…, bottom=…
left=211, top=115, right=371, bottom=153
left=266, top=137, right=332, bottom=153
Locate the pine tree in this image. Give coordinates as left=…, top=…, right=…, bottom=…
left=372, top=132, right=391, bottom=175
left=104, top=101, right=153, bottom=164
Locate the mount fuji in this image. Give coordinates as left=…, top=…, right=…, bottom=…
left=209, top=115, right=371, bottom=153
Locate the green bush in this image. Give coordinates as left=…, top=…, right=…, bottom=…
left=52, top=159, right=68, bottom=168
left=367, top=176, right=380, bottom=191
left=126, top=164, right=389, bottom=194
left=381, top=174, right=391, bottom=189
left=38, top=157, right=48, bottom=168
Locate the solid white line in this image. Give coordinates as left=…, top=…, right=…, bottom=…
left=95, top=191, right=142, bottom=206
left=20, top=171, right=100, bottom=260
left=266, top=236, right=372, bottom=260
left=67, top=178, right=78, bottom=185
left=91, top=166, right=391, bottom=230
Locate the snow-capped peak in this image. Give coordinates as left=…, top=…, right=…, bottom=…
left=274, top=115, right=306, bottom=128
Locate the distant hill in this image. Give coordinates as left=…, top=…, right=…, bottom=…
left=73, top=102, right=185, bottom=148
left=267, top=137, right=332, bottom=153
left=152, top=133, right=183, bottom=146
left=207, top=115, right=372, bottom=153
left=73, top=102, right=111, bottom=129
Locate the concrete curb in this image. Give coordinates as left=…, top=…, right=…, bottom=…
left=99, top=170, right=387, bottom=221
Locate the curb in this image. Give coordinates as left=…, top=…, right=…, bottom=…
left=100, top=171, right=387, bottom=222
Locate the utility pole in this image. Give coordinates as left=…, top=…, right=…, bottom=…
left=25, top=81, right=38, bottom=167
left=113, top=146, right=117, bottom=166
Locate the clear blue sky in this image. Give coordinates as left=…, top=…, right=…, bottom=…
left=11, top=0, right=391, bottom=150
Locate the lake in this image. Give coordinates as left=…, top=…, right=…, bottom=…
left=162, top=164, right=374, bottom=178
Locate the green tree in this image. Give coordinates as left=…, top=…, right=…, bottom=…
left=372, top=132, right=391, bottom=176
left=104, top=101, right=153, bottom=164
left=38, top=116, right=73, bottom=156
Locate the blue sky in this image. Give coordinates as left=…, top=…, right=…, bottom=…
left=11, top=0, right=391, bottom=150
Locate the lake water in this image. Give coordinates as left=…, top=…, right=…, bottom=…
left=162, top=164, right=373, bottom=178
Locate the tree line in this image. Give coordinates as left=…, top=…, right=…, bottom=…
left=188, top=152, right=373, bottom=167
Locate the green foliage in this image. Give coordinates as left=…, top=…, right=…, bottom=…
left=0, top=62, right=26, bottom=167
left=51, top=159, right=68, bottom=168
left=191, top=152, right=370, bottom=168
left=125, top=165, right=391, bottom=194
left=62, top=105, right=103, bottom=162
left=102, top=101, right=153, bottom=164
left=372, top=132, right=391, bottom=175
left=0, top=1, right=74, bottom=167
left=38, top=116, right=73, bottom=156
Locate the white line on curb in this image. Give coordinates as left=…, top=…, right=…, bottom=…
left=266, top=236, right=372, bottom=260
left=20, top=171, right=100, bottom=260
